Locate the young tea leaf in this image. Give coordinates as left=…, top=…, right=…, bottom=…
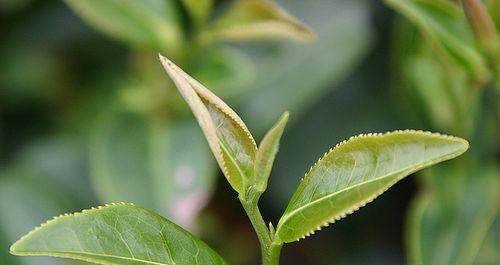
left=275, top=130, right=469, bottom=243
left=10, top=203, right=227, bottom=265
left=254, top=111, right=289, bottom=192
left=208, top=0, right=315, bottom=42
left=159, top=55, right=257, bottom=194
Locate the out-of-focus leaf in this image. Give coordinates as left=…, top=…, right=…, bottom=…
left=473, top=218, right=500, bottom=265
left=0, top=47, right=64, bottom=104
left=0, top=173, right=76, bottom=265
left=238, top=0, right=373, bottom=132
left=391, top=17, right=479, bottom=135
left=190, top=47, right=255, bottom=98
left=276, top=131, right=468, bottom=243
left=207, top=0, right=315, bottom=42
left=0, top=0, right=31, bottom=13
left=11, top=203, right=228, bottom=265
left=462, top=0, right=499, bottom=56
left=385, top=0, right=489, bottom=82
left=254, top=111, right=289, bottom=193
left=408, top=162, right=499, bottom=265
left=404, top=54, right=456, bottom=131
left=15, top=136, right=94, bottom=204
left=90, top=110, right=216, bottom=229
left=64, top=0, right=182, bottom=53
left=181, top=0, right=213, bottom=27
left=159, top=55, right=257, bottom=194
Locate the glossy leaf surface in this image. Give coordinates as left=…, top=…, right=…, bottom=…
left=276, top=130, right=469, bottom=243
left=64, top=0, right=182, bottom=52
left=254, top=111, right=289, bottom=192
left=11, top=203, right=227, bottom=265
left=159, top=55, right=257, bottom=193
left=209, top=0, right=315, bottom=42
left=384, top=0, right=489, bottom=82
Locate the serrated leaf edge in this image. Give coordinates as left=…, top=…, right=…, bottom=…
left=10, top=202, right=134, bottom=253
left=277, top=130, right=469, bottom=242
left=159, top=55, right=256, bottom=191
left=165, top=56, right=256, bottom=148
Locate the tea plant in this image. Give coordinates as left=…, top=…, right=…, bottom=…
left=10, top=56, right=469, bottom=265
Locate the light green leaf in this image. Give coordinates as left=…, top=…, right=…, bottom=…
left=207, top=0, right=315, bottom=42
left=408, top=162, right=499, bottom=265
left=64, top=0, right=182, bottom=53
left=90, top=110, right=216, bottom=229
left=159, top=55, right=257, bottom=194
left=384, top=0, right=489, bottom=82
left=10, top=203, right=227, bottom=265
left=254, top=111, right=289, bottom=192
left=275, top=130, right=469, bottom=243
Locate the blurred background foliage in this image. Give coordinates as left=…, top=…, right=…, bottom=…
left=0, top=0, right=498, bottom=265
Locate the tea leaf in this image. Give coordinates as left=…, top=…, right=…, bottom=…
left=208, top=0, right=315, bottom=42
left=159, top=55, right=257, bottom=194
left=275, top=130, right=468, bottom=243
left=384, top=0, right=489, bottom=82
left=408, top=162, right=499, bottom=265
left=90, top=111, right=216, bottom=229
left=10, top=203, right=227, bottom=265
left=254, top=111, right=289, bottom=192
left=64, top=0, right=182, bottom=52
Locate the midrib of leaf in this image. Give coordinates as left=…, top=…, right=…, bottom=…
left=11, top=250, right=174, bottom=265
left=219, top=139, right=250, bottom=187
left=277, top=133, right=468, bottom=241
left=278, top=168, right=405, bottom=232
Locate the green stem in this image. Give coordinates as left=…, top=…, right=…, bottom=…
left=239, top=189, right=283, bottom=265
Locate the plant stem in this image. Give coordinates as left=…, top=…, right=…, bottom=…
left=239, top=189, right=283, bottom=265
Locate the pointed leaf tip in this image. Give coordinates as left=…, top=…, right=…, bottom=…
left=254, top=111, right=290, bottom=192
left=159, top=57, right=257, bottom=194
left=276, top=130, right=468, bottom=243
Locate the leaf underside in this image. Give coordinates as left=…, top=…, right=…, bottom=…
left=276, top=130, right=468, bottom=243
left=10, top=203, right=227, bottom=265
left=159, top=55, right=256, bottom=193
